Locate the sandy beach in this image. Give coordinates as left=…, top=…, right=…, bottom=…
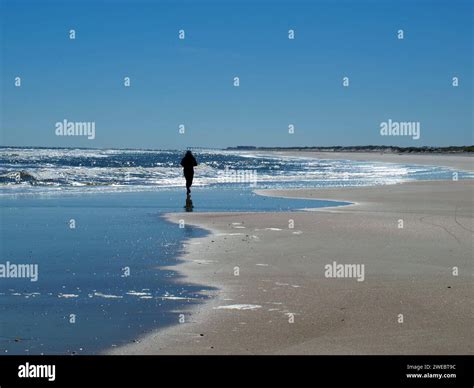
left=257, top=151, right=474, bottom=173
left=109, top=153, right=473, bottom=355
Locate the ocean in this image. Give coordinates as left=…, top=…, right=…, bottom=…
left=1, top=147, right=470, bottom=193
left=0, top=148, right=471, bottom=354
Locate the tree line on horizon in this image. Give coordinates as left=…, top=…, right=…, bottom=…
left=226, top=145, right=474, bottom=153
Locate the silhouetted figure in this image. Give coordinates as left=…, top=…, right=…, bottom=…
left=180, top=150, right=197, bottom=195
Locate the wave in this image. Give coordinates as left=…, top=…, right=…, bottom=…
left=0, top=147, right=471, bottom=194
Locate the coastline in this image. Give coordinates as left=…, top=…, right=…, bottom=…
left=249, top=151, right=474, bottom=173
left=108, top=154, right=473, bottom=355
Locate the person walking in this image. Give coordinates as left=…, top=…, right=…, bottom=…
left=180, top=150, right=198, bottom=195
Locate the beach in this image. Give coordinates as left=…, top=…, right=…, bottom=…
left=108, top=153, right=473, bottom=355
left=0, top=150, right=472, bottom=355
left=257, top=151, right=474, bottom=173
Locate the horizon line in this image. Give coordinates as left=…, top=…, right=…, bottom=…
left=1, top=145, right=473, bottom=152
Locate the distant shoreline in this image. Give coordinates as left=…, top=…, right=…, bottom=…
left=1, top=145, right=473, bottom=154
left=226, top=145, right=474, bottom=154
left=251, top=150, right=474, bottom=173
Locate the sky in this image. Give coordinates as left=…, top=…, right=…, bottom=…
left=0, top=0, right=472, bottom=149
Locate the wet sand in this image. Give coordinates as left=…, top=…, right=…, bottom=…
left=108, top=155, right=473, bottom=355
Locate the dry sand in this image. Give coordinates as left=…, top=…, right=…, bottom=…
left=109, top=154, right=473, bottom=355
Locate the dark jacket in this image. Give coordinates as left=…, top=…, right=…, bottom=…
left=180, top=154, right=197, bottom=175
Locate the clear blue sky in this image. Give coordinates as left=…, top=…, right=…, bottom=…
left=1, top=0, right=472, bottom=149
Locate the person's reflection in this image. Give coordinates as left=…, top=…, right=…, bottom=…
left=184, top=193, right=194, bottom=212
